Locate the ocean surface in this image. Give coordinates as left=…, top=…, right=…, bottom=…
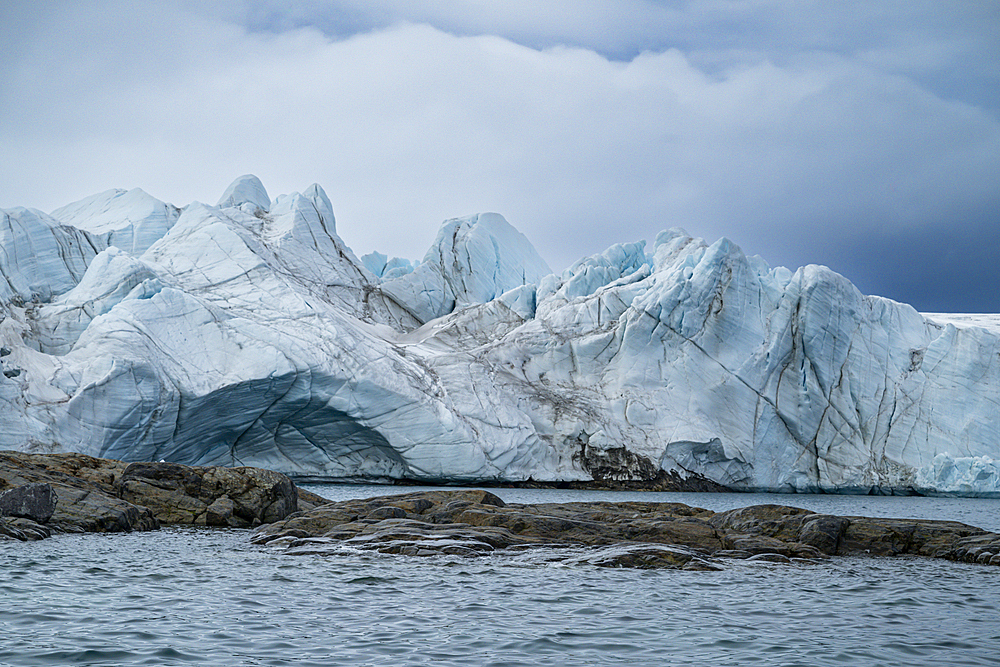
left=2, top=486, right=999, bottom=667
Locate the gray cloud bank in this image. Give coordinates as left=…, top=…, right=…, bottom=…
left=2, top=1, right=998, bottom=312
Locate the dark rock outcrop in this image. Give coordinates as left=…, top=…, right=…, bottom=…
left=0, top=516, right=51, bottom=541
left=706, top=503, right=1000, bottom=563
left=0, top=452, right=157, bottom=537
left=0, top=452, right=310, bottom=540
left=118, top=461, right=298, bottom=527
left=0, top=482, right=56, bottom=523
left=253, top=490, right=1000, bottom=569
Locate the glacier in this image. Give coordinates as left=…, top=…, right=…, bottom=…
left=1, top=175, right=998, bottom=495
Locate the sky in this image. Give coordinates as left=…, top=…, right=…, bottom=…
left=1, top=1, right=998, bottom=312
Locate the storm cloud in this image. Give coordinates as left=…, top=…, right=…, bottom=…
left=2, top=1, right=997, bottom=311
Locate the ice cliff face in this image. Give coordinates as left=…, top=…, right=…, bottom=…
left=2, top=176, right=998, bottom=495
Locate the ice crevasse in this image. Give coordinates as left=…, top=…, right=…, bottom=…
left=1, top=174, right=998, bottom=496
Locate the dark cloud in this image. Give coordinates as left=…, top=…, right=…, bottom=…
left=219, top=1, right=1000, bottom=113
left=809, top=210, right=1000, bottom=313
left=1, top=1, right=997, bottom=312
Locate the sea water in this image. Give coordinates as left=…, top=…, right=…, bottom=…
left=1, top=488, right=999, bottom=667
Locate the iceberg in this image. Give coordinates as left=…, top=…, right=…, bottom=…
left=1, top=175, right=997, bottom=495
left=915, top=454, right=1000, bottom=497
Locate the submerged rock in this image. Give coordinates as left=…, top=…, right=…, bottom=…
left=254, top=490, right=1000, bottom=570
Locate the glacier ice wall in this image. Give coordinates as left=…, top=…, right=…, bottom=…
left=2, top=176, right=998, bottom=495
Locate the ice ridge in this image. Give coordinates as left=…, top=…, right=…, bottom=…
left=1, top=175, right=998, bottom=495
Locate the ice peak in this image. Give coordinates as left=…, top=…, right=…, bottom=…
left=302, top=184, right=336, bottom=235
left=380, top=212, right=552, bottom=323
left=217, top=175, right=270, bottom=212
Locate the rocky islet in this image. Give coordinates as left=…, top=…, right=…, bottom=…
left=3, top=453, right=999, bottom=570
left=251, top=488, right=1000, bottom=570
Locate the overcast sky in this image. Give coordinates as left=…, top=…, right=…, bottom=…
left=2, top=1, right=998, bottom=312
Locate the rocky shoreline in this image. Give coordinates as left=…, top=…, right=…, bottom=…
left=4, top=453, right=1000, bottom=570
left=0, top=451, right=325, bottom=541
left=253, top=488, right=1000, bottom=570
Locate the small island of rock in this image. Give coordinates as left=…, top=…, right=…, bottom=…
left=254, top=489, right=1000, bottom=570
left=4, top=453, right=999, bottom=571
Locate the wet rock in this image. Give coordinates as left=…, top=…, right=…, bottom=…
left=0, top=516, right=51, bottom=541
left=584, top=544, right=721, bottom=571
left=709, top=504, right=814, bottom=543
left=0, top=453, right=157, bottom=535
left=706, top=503, right=1000, bottom=563
left=0, top=483, right=57, bottom=523
left=255, top=491, right=727, bottom=568
left=747, top=553, right=791, bottom=564
left=205, top=496, right=237, bottom=527
left=0, top=451, right=130, bottom=491
left=296, top=487, right=332, bottom=512
left=255, top=490, right=1000, bottom=570
left=722, top=532, right=811, bottom=558
left=838, top=517, right=988, bottom=558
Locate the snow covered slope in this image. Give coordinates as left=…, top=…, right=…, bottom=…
left=1, top=176, right=997, bottom=495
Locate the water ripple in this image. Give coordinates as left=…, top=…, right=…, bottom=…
left=1, top=499, right=999, bottom=666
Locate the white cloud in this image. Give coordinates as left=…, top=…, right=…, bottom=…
left=1, top=1, right=998, bottom=310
